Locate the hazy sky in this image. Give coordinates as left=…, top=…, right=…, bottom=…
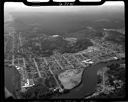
left=4, top=1, right=124, bottom=12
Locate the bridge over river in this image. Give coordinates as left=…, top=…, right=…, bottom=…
left=52, top=58, right=125, bottom=99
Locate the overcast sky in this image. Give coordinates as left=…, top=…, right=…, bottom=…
left=4, top=1, right=124, bottom=12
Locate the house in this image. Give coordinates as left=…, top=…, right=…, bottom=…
left=82, top=59, right=94, bottom=64
left=22, top=79, right=35, bottom=88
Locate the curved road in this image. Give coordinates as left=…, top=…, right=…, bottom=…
left=52, top=59, right=125, bottom=99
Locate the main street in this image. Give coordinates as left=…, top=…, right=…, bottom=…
left=33, top=58, right=42, bottom=78
left=62, top=55, right=74, bottom=69
left=52, top=56, right=64, bottom=70
left=43, top=57, right=62, bottom=90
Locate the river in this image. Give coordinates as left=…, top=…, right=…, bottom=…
left=52, top=58, right=125, bottom=99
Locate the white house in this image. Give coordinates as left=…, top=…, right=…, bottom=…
left=82, top=59, right=94, bottom=64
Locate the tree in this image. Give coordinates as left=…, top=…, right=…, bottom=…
left=45, top=76, right=57, bottom=88
left=21, top=84, right=52, bottom=99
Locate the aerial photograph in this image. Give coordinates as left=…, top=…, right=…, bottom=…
left=4, top=1, right=125, bottom=99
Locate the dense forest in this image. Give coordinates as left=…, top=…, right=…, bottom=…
left=22, top=36, right=93, bottom=57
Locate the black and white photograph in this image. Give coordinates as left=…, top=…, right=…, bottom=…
left=4, top=1, right=125, bottom=99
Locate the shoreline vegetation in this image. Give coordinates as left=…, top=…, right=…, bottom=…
left=51, top=58, right=125, bottom=99
left=18, top=58, right=124, bottom=99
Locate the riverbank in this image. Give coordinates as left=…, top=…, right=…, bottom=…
left=58, top=68, right=83, bottom=89
left=52, top=58, right=125, bottom=99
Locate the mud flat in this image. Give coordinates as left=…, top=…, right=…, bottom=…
left=58, top=69, right=83, bottom=89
